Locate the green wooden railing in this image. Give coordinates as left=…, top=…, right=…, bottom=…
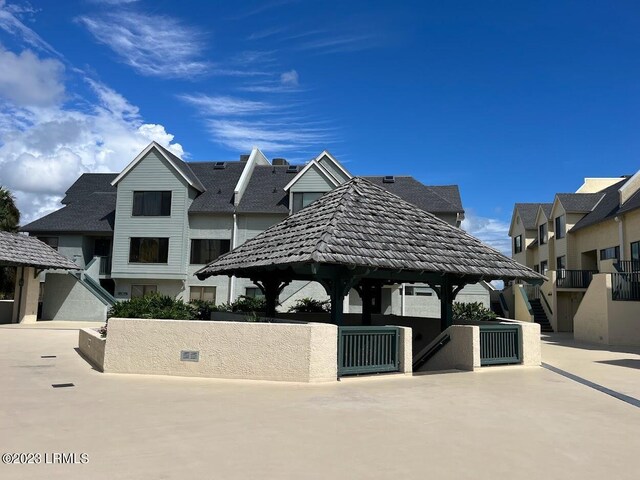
left=337, top=326, right=400, bottom=376
left=479, top=325, right=521, bottom=366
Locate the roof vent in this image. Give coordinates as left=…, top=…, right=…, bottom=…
left=239, top=154, right=250, bottom=162
left=214, top=162, right=226, bottom=169
left=383, top=176, right=395, bottom=183
left=286, top=165, right=299, bottom=173
left=272, top=158, right=289, bottom=166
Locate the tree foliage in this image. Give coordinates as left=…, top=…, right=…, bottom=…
left=0, top=186, right=20, bottom=299
left=452, top=302, right=497, bottom=322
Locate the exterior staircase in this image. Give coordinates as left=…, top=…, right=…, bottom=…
left=529, top=299, right=553, bottom=333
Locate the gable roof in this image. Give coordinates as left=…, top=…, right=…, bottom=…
left=111, top=142, right=206, bottom=193
left=571, top=177, right=630, bottom=232
left=236, top=165, right=294, bottom=214
left=556, top=193, right=604, bottom=214
left=283, top=159, right=340, bottom=191
left=188, top=162, right=245, bottom=213
left=196, top=177, right=543, bottom=282
left=21, top=174, right=117, bottom=233
left=514, top=203, right=550, bottom=230
left=363, top=177, right=463, bottom=213
left=0, top=231, right=80, bottom=270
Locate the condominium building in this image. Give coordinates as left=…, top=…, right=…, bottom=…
left=508, top=172, right=640, bottom=345
left=22, top=142, right=490, bottom=321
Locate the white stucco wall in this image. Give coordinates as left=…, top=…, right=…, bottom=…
left=101, top=318, right=339, bottom=382
left=417, top=325, right=480, bottom=372
left=78, top=328, right=106, bottom=371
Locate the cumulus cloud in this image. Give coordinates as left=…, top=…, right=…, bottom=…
left=461, top=211, right=512, bottom=258
left=0, top=69, right=183, bottom=223
left=76, top=11, right=209, bottom=78
left=0, top=47, right=65, bottom=106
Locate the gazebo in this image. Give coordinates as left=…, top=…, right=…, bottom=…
left=196, top=178, right=543, bottom=331
left=0, top=231, right=80, bottom=323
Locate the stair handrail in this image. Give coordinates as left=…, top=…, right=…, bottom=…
left=539, top=290, right=553, bottom=315
left=412, top=331, right=451, bottom=371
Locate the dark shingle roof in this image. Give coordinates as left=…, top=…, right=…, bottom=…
left=619, top=189, right=640, bottom=214
left=22, top=174, right=117, bottom=233
left=155, top=143, right=206, bottom=192
left=236, top=165, right=295, bottom=214
left=0, top=231, right=80, bottom=269
left=514, top=203, right=551, bottom=230
left=363, top=177, right=463, bottom=213
left=556, top=193, right=604, bottom=213
left=188, top=162, right=245, bottom=213
left=571, top=178, right=629, bottom=232
left=196, top=178, right=543, bottom=282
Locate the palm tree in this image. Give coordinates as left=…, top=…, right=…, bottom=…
left=0, top=186, right=20, bottom=233
left=0, top=186, right=20, bottom=299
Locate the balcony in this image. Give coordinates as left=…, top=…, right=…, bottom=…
left=99, top=256, right=112, bottom=276
left=614, top=260, right=640, bottom=273
left=555, top=269, right=598, bottom=289
left=612, top=272, right=640, bottom=301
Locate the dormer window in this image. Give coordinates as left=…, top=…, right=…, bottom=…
left=292, top=192, right=323, bottom=214
left=132, top=191, right=171, bottom=216
left=539, top=223, right=548, bottom=245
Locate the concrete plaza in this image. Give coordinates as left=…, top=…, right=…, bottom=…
left=1, top=325, right=639, bottom=480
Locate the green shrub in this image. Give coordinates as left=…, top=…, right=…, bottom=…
left=108, top=293, right=197, bottom=320
left=452, top=302, right=497, bottom=322
left=217, top=295, right=267, bottom=313
left=287, top=297, right=330, bottom=313
left=189, top=299, right=218, bottom=320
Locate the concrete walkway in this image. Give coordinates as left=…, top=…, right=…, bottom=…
left=1, top=328, right=640, bottom=480
left=541, top=333, right=640, bottom=400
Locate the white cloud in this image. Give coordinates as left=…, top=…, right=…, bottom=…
left=76, top=11, right=209, bottom=78
left=179, top=94, right=271, bottom=116
left=0, top=1, right=60, bottom=56
left=461, top=211, right=512, bottom=258
left=206, top=119, right=327, bottom=152
left=0, top=71, right=183, bottom=223
left=0, top=47, right=65, bottom=106
left=280, top=69, right=299, bottom=87
left=295, top=34, right=377, bottom=54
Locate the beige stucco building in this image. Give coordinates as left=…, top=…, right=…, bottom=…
left=507, top=172, right=640, bottom=346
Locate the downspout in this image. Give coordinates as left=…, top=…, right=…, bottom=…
left=228, top=211, right=238, bottom=303
left=401, top=283, right=405, bottom=316
left=615, top=216, right=625, bottom=261
left=15, top=267, right=24, bottom=323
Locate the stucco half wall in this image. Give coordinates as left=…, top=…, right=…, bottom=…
left=96, top=318, right=339, bottom=383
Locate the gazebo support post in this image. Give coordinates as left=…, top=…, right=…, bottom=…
left=252, top=277, right=290, bottom=318
left=437, top=277, right=467, bottom=332
left=319, top=270, right=356, bottom=326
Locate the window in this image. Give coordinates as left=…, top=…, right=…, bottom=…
left=129, top=238, right=169, bottom=263
left=599, top=246, right=620, bottom=261
left=539, top=223, right=548, bottom=245
left=556, top=255, right=566, bottom=270
left=555, top=215, right=566, bottom=239
left=292, top=192, right=324, bottom=213
left=514, top=235, right=522, bottom=254
left=245, top=287, right=264, bottom=299
left=533, top=265, right=540, bottom=273
left=190, top=286, right=216, bottom=302
left=631, top=241, right=640, bottom=262
left=38, top=236, right=59, bottom=251
left=540, top=261, right=548, bottom=275
left=131, top=284, right=157, bottom=298
left=132, top=191, right=171, bottom=216
left=403, top=286, right=433, bottom=296
left=190, top=239, right=231, bottom=264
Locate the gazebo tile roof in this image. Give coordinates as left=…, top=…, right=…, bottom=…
left=197, top=177, right=543, bottom=282
left=0, top=231, right=80, bottom=270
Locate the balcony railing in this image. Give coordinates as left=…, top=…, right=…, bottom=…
left=99, top=256, right=112, bottom=276
left=555, top=269, right=598, bottom=289
left=614, top=260, right=640, bottom=273
left=612, top=272, right=640, bottom=301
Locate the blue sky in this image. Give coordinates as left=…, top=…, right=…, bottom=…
left=0, top=0, right=639, bottom=254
